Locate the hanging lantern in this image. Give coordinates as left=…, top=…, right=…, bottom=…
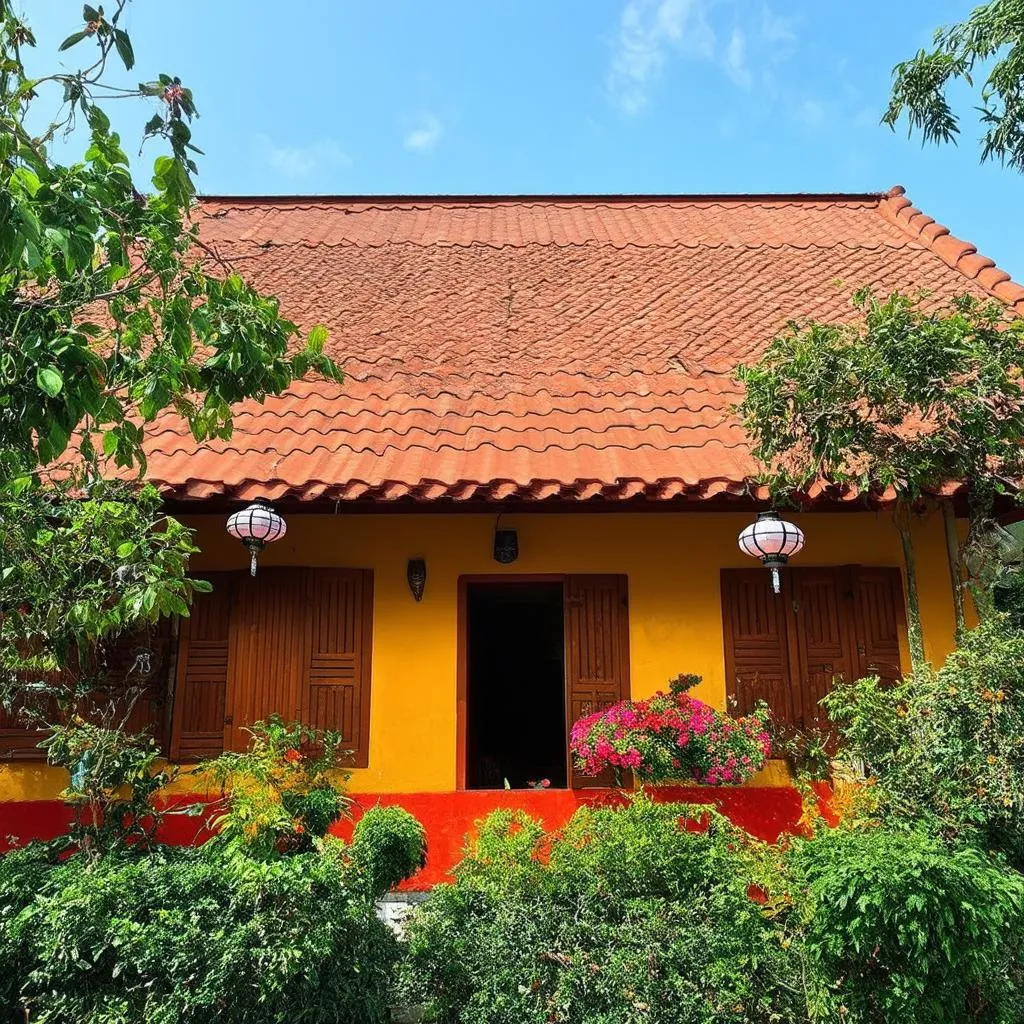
left=738, top=510, right=805, bottom=595
left=226, top=500, right=287, bottom=576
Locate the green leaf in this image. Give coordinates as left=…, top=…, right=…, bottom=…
left=10, top=167, right=41, bottom=197
left=83, top=5, right=101, bottom=21
left=36, top=367, right=64, bottom=397
left=113, top=28, right=134, bottom=70
left=5, top=475, right=34, bottom=496
left=58, top=30, right=90, bottom=51
left=306, top=324, right=328, bottom=354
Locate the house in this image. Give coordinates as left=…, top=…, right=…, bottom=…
left=2, top=187, right=1019, bottom=883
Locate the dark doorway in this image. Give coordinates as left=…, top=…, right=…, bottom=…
left=466, top=582, right=566, bottom=790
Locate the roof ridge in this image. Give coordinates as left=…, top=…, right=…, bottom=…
left=196, top=190, right=891, bottom=205
left=876, top=184, right=1024, bottom=313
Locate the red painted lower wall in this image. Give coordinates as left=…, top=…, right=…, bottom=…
left=0, top=786, right=828, bottom=888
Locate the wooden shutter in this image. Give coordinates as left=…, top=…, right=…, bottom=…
left=223, top=568, right=307, bottom=752
left=789, top=569, right=857, bottom=730
left=98, top=619, right=175, bottom=748
left=0, top=693, right=55, bottom=760
left=1, top=622, right=173, bottom=761
left=564, top=574, right=630, bottom=789
left=851, top=567, right=905, bottom=687
left=721, top=569, right=794, bottom=723
left=302, top=569, right=373, bottom=767
left=170, top=573, right=235, bottom=761
left=723, top=566, right=907, bottom=733
left=193, top=567, right=375, bottom=764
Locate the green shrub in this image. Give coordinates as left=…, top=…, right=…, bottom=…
left=787, top=822, right=1024, bottom=1023
left=401, top=795, right=805, bottom=1024
left=199, top=716, right=353, bottom=857
left=0, top=840, right=403, bottom=1024
left=351, top=805, right=427, bottom=897
left=823, top=618, right=1024, bottom=861
left=0, top=843, right=64, bottom=1013
left=0, top=791, right=428, bottom=1024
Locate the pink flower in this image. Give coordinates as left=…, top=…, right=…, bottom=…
left=621, top=748, right=642, bottom=769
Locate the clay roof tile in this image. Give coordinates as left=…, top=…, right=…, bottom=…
left=145, top=189, right=1022, bottom=505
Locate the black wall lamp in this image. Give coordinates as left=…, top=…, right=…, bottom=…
left=493, top=515, right=519, bottom=564
left=407, top=558, right=427, bottom=601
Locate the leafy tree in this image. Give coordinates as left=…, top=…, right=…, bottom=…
left=823, top=617, right=1024, bottom=865
left=885, top=0, right=1024, bottom=171
left=0, top=3, right=340, bottom=745
left=884, top=0, right=1024, bottom=172
left=736, top=290, right=1024, bottom=667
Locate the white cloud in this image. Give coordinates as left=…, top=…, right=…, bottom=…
left=404, top=113, right=443, bottom=151
left=760, top=5, right=796, bottom=46
left=724, top=27, right=752, bottom=87
left=257, top=136, right=350, bottom=179
left=608, top=0, right=715, bottom=114
left=607, top=0, right=794, bottom=112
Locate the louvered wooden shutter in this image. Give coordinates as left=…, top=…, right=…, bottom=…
left=564, top=574, right=630, bottom=789
left=302, top=569, right=373, bottom=767
left=851, top=567, right=905, bottom=686
left=223, top=568, right=307, bottom=752
left=721, top=569, right=794, bottom=723
left=170, top=573, right=235, bottom=761
left=98, top=618, right=175, bottom=748
left=2, top=622, right=174, bottom=761
left=0, top=694, right=55, bottom=760
left=789, top=569, right=857, bottom=730
left=212, top=568, right=373, bottom=764
left=723, top=566, right=907, bottom=733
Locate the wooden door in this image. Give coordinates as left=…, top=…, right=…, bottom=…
left=564, top=574, right=630, bottom=788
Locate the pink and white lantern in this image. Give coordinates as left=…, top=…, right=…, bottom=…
left=738, top=510, right=805, bottom=594
left=226, top=500, right=287, bottom=576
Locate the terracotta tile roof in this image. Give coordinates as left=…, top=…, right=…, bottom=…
left=147, top=187, right=1023, bottom=505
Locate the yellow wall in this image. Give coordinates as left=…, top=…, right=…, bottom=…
left=0, top=508, right=960, bottom=801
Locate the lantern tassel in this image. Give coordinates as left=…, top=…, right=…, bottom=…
left=770, top=565, right=781, bottom=594
left=250, top=548, right=258, bottom=577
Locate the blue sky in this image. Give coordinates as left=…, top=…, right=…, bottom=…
left=29, top=0, right=1023, bottom=277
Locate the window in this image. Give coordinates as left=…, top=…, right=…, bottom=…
left=170, top=568, right=373, bottom=766
left=721, top=566, right=905, bottom=732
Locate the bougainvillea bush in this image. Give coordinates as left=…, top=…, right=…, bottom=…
left=570, top=674, right=771, bottom=784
